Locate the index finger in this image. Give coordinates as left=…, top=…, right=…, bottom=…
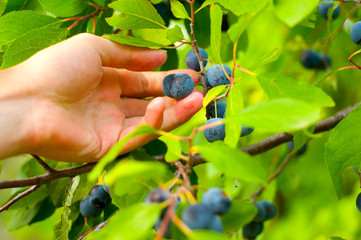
left=69, top=33, right=168, bottom=71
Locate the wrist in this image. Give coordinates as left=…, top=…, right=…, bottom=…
left=0, top=65, right=36, bottom=159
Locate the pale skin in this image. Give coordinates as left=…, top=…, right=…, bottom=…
left=0, top=33, right=203, bottom=162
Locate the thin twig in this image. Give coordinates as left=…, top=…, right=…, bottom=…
left=0, top=163, right=96, bottom=189
left=31, top=154, right=55, bottom=173
left=155, top=101, right=360, bottom=164
left=77, top=220, right=109, bottom=240
left=0, top=102, right=358, bottom=193
left=0, top=185, right=40, bottom=212
left=187, top=0, right=209, bottom=118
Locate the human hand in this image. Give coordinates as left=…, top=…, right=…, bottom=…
left=0, top=33, right=203, bottom=162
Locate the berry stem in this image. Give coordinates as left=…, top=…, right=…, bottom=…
left=186, top=0, right=210, bottom=118
left=67, top=4, right=105, bottom=31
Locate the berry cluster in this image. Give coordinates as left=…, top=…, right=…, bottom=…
left=243, top=200, right=276, bottom=239
left=300, top=0, right=341, bottom=70
left=145, top=187, right=231, bottom=238
left=301, top=49, right=331, bottom=70
left=318, top=0, right=340, bottom=19
left=80, top=185, right=112, bottom=219
left=162, top=47, right=255, bottom=143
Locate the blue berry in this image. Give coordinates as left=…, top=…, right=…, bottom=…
left=253, top=202, right=266, bottom=222
left=287, top=141, right=307, bottom=156
left=201, top=187, right=231, bottom=215
left=204, top=118, right=225, bottom=142
left=301, top=50, right=331, bottom=70
left=351, top=21, right=361, bottom=45
left=242, top=221, right=264, bottom=239
left=80, top=196, right=103, bottom=218
left=145, top=188, right=170, bottom=204
left=162, top=74, right=175, bottom=98
left=318, top=0, right=340, bottom=19
left=356, top=192, right=361, bottom=213
left=318, top=54, right=331, bottom=70
left=241, top=126, right=254, bottom=137
left=181, top=204, right=223, bottom=232
left=209, top=215, right=223, bottom=232
left=185, top=48, right=208, bottom=71
left=162, top=73, right=194, bottom=99
left=206, top=64, right=231, bottom=87
left=257, top=200, right=276, bottom=220
left=301, top=49, right=322, bottom=69
left=89, top=185, right=111, bottom=209
left=210, top=100, right=227, bottom=118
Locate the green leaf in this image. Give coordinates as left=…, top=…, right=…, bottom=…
left=166, top=25, right=185, bottom=43
left=160, top=135, right=183, bottom=162
left=48, top=178, right=69, bottom=208
left=203, top=85, right=227, bottom=107
left=330, top=237, right=346, bottom=240
left=105, top=160, right=168, bottom=185
left=132, top=28, right=171, bottom=45
left=258, top=73, right=335, bottom=107
left=89, top=125, right=158, bottom=181
left=7, top=201, right=41, bottom=230
left=222, top=200, right=257, bottom=232
left=291, top=129, right=313, bottom=154
left=38, top=0, right=89, bottom=17
left=103, top=34, right=166, bottom=48
left=170, top=0, right=190, bottom=19
left=1, top=27, right=67, bottom=69
left=227, top=99, right=321, bottom=132
left=210, top=3, right=222, bottom=64
left=252, top=48, right=279, bottom=68
left=53, top=176, right=80, bottom=240
left=0, top=10, right=59, bottom=47
left=198, top=0, right=267, bottom=16
left=0, top=0, right=7, bottom=16
left=107, top=0, right=165, bottom=29
left=224, top=83, right=243, bottom=148
left=7, top=185, right=48, bottom=210
left=196, top=141, right=266, bottom=183
left=190, top=231, right=229, bottom=240
left=86, top=203, right=162, bottom=240
left=325, top=105, right=361, bottom=199
left=273, top=0, right=319, bottom=27
left=30, top=196, right=56, bottom=224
